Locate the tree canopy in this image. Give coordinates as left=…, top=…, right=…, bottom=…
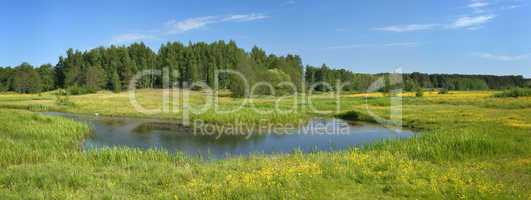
left=0, top=40, right=528, bottom=95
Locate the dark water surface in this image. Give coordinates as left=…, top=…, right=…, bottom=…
left=44, top=112, right=414, bottom=158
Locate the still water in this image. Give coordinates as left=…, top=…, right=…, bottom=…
left=44, top=112, right=414, bottom=158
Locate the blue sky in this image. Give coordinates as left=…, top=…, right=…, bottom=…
left=1, top=0, right=530, bottom=77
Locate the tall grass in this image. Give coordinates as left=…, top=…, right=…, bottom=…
left=367, top=124, right=527, bottom=162
left=0, top=109, right=88, bottom=167
left=0, top=91, right=530, bottom=198
left=494, top=87, right=531, bottom=98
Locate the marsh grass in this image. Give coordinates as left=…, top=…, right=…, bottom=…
left=0, top=90, right=530, bottom=199
left=367, top=125, right=528, bottom=162
left=494, top=87, right=531, bottom=98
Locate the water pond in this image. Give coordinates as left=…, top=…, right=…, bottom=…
left=44, top=112, right=414, bottom=158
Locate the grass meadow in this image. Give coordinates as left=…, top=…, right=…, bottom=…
left=0, top=90, right=529, bottom=199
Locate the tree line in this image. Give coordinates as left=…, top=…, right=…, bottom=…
left=0, top=40, right=528, bottom=95
left=0, top=41, right=304, bottom=96
left=305, top=65, right=528, bottom=92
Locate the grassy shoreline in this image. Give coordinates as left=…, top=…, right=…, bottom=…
left=0, top=90, right=530, bottom=199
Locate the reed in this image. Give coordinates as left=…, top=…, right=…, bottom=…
left=0, top=90, right=530, bottom=199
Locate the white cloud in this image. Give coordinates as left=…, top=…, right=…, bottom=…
left=469, top=1, right=489, bottom=9
left=468, top=0, right=489, bottom=13
left=164, top=16, right=217, bottom=34
left=325, top=42, right=418, bottom=50
left=221, top=13, right=269, bottom=22
left=376, top=15, right=495, bottom=32
left=164, top=13, right=268, bottom=34
left=375, top=0, right=501, bottom=32
left=449, top=15, right=495, bottom=29
left=374, top=24, right=440, bottom=32
left=475, top=53, right=530, bottom=61
left=110, top=13, right=268, bottom=44
left=501, top=4, right=521, bottom=10
left=111, top=33, right=155, bottom=44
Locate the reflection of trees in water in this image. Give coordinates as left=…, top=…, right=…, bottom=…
left=171, top=129, right=269, bottom=148
left=160, top=133, right=268, bottom=151
left=132, top=122, right=191, bottom=134
left=131, top=121, right=277, bottom=151
left=52, top=112, right=409, bottom=157
left=97, top=118, right=127, bottom=127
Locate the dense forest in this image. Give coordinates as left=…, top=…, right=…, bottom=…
left=0, top=40, right=529, bottom=96
left=305, top=65, right=529, bottom=92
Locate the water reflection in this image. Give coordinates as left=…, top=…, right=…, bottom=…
left=43, top=112, right=414, bottom=158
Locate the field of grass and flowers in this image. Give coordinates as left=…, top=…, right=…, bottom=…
left=0, top=90, right=530, bottom=199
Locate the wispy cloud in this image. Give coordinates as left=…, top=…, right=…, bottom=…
left=374, top=0, right=510, bottom=32
left=111, top=33, right=156, bottom=44
left=110, top=13, right=269, bottom=44
left=376, top=15, right=495, bottom=32
left=468, top=0, right=489, bottom=13
left=221, top=13, right=269, bottom=22
left=474, top=52, right=530, bottom=61
left=469, top=1, right=489, bottom=9
left=164, top=16, right=217, bottom=34
left=449, top=15, right=495, bottom=29
left=374, top=24, right=440, bottom=32
left=325, top=42, right=418, bottom=50
left=164, top=13, right=268, bottom=34
left=500, top=4, right=522, bottom=10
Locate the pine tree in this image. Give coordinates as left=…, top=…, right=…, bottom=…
left=84, top=65, right=106, bottom=91
left=111, top=70, right=121, bottom=93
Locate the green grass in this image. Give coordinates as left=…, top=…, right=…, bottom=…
left=494, top=87, right=531, bottom=98
left=0, top=90, right=530, bottom=199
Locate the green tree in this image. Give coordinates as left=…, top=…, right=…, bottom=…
left=12, top=63, right=42, bottom=93
left=128, top=43, right=156, bottom=88
left=84, top=65, right=106, bottom=91
left=110, top=70, right=121, bottom=93
left=7, top=40, right=528, bottom=94
left=117, top=47, right=136, bottom=89
left=250, top=46, right=267, bottom=67
left=264, top=69, right=292, bottom=96
left=0, top=67, right=14, bottom=92
left=415, top=87, right=424, bottom=97
left=63, top=49, right=85, bottom=87
left=229, top=53, right=256, bottom=97
left=37, top=64, right=55, bottom=91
